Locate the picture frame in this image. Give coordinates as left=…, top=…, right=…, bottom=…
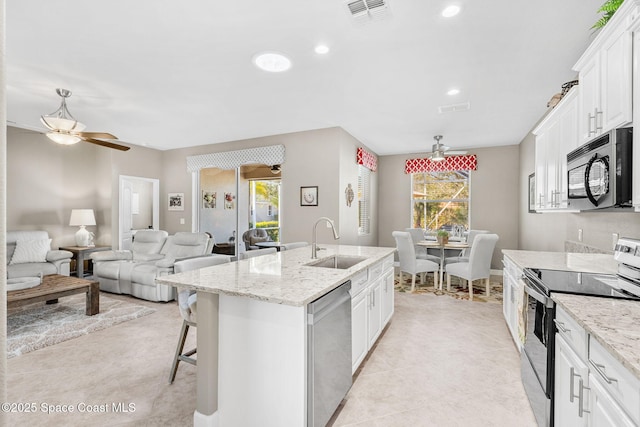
left=203, top=191, right=216, bottom=209
left=168, top=192, right=185, bottom=211
left=528, top=174, right=536, bottom=213
left=300, top=186, right=318, bottom=206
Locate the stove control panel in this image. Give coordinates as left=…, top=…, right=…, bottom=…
left=614, top=237, right=640, bottom=268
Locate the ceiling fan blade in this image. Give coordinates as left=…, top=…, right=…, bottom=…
left=82, top=137, right=130, bottom=151
left=447, top=150, right=467, bottom=155
left=76, top=131, right=118, bottom=140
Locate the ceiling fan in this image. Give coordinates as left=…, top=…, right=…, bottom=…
left=40, top=88, right=130, bottom=151
left=424, top=135, right=466, bottom=161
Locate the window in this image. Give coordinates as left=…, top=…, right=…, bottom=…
left=358, top=165, right=371, bottom=235
left=249, top=179, right=281, bottom=241
left=411, top=171, right=470, bottom=231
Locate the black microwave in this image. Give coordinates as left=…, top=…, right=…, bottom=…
left=566, top=128, right=633, bottom=211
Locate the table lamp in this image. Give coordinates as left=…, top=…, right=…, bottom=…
left=69, top=209, right=96, bottom=247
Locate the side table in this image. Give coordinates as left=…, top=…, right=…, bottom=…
left=213, top=243, right=236, bottom=256
left=59, top=245, right=111, bottom=278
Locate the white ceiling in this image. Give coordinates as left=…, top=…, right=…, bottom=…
left=7, top=0, right=604, bottom=155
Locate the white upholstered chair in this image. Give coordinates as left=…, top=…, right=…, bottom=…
left=405, top=228, right=441, bottom=263
left=393, top=231, right=440, bottom=292
left=169, top=255, right=231, bottom=384
left=237, top=247, right=277, bottom=260
left=444, top=229, right=490, bottom=265
left=280, top=242, right=309, bottom=250
left=445, top=234, right=499, bottom=300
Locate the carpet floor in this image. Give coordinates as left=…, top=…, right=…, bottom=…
left=7, top=292, right=156, bottom=358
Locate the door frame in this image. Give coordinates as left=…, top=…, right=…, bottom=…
left=118, top=175, right=160, bottom=250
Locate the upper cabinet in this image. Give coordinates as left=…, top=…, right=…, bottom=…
left=574, top=4, right=635, bottom=145
left=533, top=87, right=579, bottom=211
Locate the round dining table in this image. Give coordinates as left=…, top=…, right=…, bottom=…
left=416, top=240, right=469, bottom=290
left=255, top=241, right=286, bottom=251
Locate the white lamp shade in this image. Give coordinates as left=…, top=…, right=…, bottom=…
left=69, top=209, right=96, bottom=226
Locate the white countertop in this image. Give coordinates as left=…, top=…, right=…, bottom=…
left=156, top=244, right=395, bottom=306
left=553, top=293, right=640, bottom=379
left=502, top=249, right=618, bottom=275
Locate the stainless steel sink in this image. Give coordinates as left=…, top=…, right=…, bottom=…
left=306, top=255, right=367, bottom=269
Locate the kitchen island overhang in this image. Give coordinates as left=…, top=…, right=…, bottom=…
left=156, top=244, right=396, bottom=427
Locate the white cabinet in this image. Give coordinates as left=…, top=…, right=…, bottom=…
left=589, top=373, right=636, bottom=427
left=367, top=277, right=382, bottom=348
left=554, top=335, right=589, bottom=426
left=574, top=12, right=632, bottom=144
left=533, top=87, right=578, bottom=211
left=632, top=29, right=640, bottom=210
left=381, top=270, right=394, bottom=326
left=351, top=288, right=368, bottom=373
left=351, top=255, right=394, bottom=374
left=502, top=255, right=524, bottom=350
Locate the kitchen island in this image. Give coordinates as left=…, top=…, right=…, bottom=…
left=156, top=244, right=395, bottom=427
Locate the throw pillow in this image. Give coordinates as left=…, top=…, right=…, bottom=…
left=250, top=236, right=269, bottom=246
left=9, top=239, right=52, bottom=265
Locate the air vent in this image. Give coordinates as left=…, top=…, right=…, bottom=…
left=438, top=102, right=471, bottom=114
left=346, top=0, right=389, bottom=21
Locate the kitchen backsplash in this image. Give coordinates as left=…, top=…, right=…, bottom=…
left=564, top=240, right=612, bottom=255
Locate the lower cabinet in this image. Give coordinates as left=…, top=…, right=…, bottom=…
left=554, top=334, right=589, bottom=426
left=502, top=255, right=524, bottom=351
left=351, top=255, right=394, bottom=374
left=589, top=373, right=636, bottom=427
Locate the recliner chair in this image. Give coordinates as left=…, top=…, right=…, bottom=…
left=242, top=228, right=271, bottom=251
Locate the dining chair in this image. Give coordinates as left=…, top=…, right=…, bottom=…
left=405, top=228, right=441, bottom=263
left=444, top=229, right=490, bottom=265
left=280, top=242, right=309, bottom=250
left=393, top=231, right=440, bottom=292
left=169, top=254, right=231, bottom=384
left=445, top=234, right=499, bottom=300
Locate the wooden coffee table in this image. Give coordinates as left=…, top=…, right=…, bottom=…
left=7, top=274, right=100, bottom=316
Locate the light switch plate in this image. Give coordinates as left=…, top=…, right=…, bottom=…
left=612, top=233, right=619, bottom=250
left=578, top=229, right=583, bottom=242
left=180, top=218, right=185, bottom=225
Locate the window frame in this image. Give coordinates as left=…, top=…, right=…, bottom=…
left=410, top=170, right=471, bottom=231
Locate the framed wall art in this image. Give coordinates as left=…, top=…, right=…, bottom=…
left=203, top=191, right=217, bottom=209
left=528, top=174, right=536, bottom=213
left=300, top=186, right=318, bottom=206
left=168, top=193, right=185, bottom=211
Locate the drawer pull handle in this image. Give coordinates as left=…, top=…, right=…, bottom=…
left=578, top=379, right=590, bottom=418
left=590, top=361, right=618, bottom=384
left=554, top=319, right=571, bottom=334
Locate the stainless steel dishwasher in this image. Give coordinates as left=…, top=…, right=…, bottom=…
left=307, top=281, right=352, bottom=427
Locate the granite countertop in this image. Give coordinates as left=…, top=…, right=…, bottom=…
left=553, top=293, right=640, bottom=379
left=502, top=249, right=618, bottom=275
left=155, top=244, right=395, bottom=307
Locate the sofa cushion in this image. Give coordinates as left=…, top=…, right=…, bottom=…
left=8, top=262, right=57, bottom=279
left=131, top=230, right=168, bottom=256
left=9, top=239, right=51, bottom=265
left=94, top=261, right=123, bottom=280
left=160, top=232, right=210, bottom=259
left=131, top=264, right=163, bottom=286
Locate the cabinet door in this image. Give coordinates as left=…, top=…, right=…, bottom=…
left=545, top=121, right=561, bottom=208
left=601, top=30, right=632, bottom=132
left=633, top=30, right=640, bottom=209
left=367, top=279, right=382, bottom=348
left=381, top=270, right=394, bottom=326
left=589, top=374, right=636, bottom=427
left=535, top=132, right=548, bottom=209
left=557, top=88, right=579, bottom=208
left=351, top=291, right=368, bottom=374
left=578, top=55, right=601, bottom=144
left=555, top=335, right=589, bottom=427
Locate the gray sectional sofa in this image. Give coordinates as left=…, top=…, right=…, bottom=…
left=7, top=230, right=73, bottom=279
left=90, top=230, right=213, bottom=302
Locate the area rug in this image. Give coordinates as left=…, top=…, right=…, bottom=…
left=394, top=274, right=503, bottom=303
left=7, top=293, right=156, bottom=358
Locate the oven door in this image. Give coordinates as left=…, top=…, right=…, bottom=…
left=522, top=281, right=554, bottom=396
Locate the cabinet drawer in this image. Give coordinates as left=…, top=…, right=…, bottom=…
left=589, top=336, right=640, bottom=424
left=368, top=262, right=383, bottom=282
left=349, top=270, right=369, bottom=297
left=555, top=306, right=587, bottom=360
left=382, top=255, right=394, bottom=272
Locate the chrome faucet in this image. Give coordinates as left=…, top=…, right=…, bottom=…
left=312, top=217, right=340, bottom=259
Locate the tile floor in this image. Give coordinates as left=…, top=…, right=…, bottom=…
left=7, top=289, right=536, bottom=426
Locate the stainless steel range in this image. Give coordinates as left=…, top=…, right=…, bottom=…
left=520, top=238, right=640, bottom=426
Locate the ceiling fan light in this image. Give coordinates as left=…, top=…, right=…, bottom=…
left=431, top=150, right=446, bottom=161
left=46, top=131, right=81, bottom=145
left=40, top=115, right=86, bottom=132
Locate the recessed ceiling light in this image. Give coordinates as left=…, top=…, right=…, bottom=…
left=315, top=44, right=330, bottom=55
left=253, top=52, right=292, bottom=72
left=442, top=5, right=460, bottom=18
left=447, top=88, right=460, bottom=96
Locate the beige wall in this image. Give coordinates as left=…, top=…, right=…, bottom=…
left=377, top=145, right=520, bottom=268
left=518, top=129, right=640, bottom=253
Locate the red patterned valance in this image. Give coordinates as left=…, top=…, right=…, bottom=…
left=357, top=147, right=377, bottom=172
left=404, top=155, right=477, bottom=173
